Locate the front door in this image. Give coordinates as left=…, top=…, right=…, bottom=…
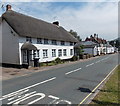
left=22, top=50, right=34, bottom=66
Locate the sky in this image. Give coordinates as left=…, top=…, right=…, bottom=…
left=0, top=0, right=118, bottom=41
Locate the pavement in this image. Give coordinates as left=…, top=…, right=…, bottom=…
left=0, top=53, right=118, bottom=105
left=1, top=56, right=99, bottom=81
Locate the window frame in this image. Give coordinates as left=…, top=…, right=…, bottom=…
left=63, top=49, right=67, bottom=56
left=58, top=49, right=62, bottom=57
left=26, top=36, right=32, bottom=43
left=52, top=49, right=56, bottom=57
left=43, top=49, right=48, bottom=58
left=44, top=39, right=49, bottom=44
left=37, top=38, right=42, bottom=44
left=61, top=41, right=65, bottom=45
left=52, top=40, right=57, bottom=45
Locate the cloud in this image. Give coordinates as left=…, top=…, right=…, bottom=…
left=33, top=2, right=118, bottom=40
left=0, top=1, right=118, bottom=41
left=1, top=0, right=119, bottom=2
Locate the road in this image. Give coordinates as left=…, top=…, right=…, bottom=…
left=0, top=53, right=118, bottom=105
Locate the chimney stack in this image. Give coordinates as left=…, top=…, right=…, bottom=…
left=53, top=21, right=59, bottom=26
left=6, top=4, right=12, bottom=11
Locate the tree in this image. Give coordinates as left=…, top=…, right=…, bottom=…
left=69, top=29, right=82, bottom=41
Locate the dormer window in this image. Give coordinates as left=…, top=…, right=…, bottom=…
left=52, top=40, right=57, bottom=45
left=61, top=41, right=65, bottom=45
left=26, top=37, right=32, bottom=43
left=70, top=42, right=73, bottom=46
left=37, top=38, right=42, bottom=44
left=44, top=39, right=49, bottom=44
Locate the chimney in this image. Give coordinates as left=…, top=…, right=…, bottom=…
left=53, top=21, right=59, bottom=26
left=94, top=33, right=97, bottom=38
left=6, top=4, right=12, bottom=11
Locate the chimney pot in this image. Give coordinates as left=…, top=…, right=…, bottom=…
left=6, top=4, right=12, bottom=11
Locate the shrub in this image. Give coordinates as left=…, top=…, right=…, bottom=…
left=71, top=56, right=78, bottom=61
left=55, top=58, right=61, bottom=64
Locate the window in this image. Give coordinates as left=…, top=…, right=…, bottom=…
left=58, top=49, right=62, bottom=57
left=34, top=50, right=40, bottom=58
left=52, top=40, right=57, bottom=45
left=70, top=49, right=73, bottom=55
left=52, top=49, right=56, bottom=57
left=26, top=37, right=32, bottom=43
left=43, top=49, right=48, bottom=58
left=44, top=39, right=49, bottom=44
left=37, top=38, right=42, bottom=44
left=70, top=42, right=73, bottom=46
left=61, top=41, right=65, bottom=45
left=63, top=49, right=67, bottom=56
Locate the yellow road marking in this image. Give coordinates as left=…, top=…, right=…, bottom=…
left=78, top=65, right=118, bottom=105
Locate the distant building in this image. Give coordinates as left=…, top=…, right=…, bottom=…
left=106, top=42, right=115, bottom=54
left=74, top=41, right=99, bottom=56
left=85, top=34, right=107, bottom=55
left=81, top=41, right=98, bottom=56
left=0, top=5, right=78, bottom=68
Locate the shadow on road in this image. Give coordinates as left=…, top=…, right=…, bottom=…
left=78, top=87, right=95, bottom=93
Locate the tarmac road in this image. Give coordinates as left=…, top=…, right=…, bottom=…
left=1, top=53, right=118, bottom=105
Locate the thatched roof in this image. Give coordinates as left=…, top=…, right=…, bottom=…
left=2, top=10, right=78, bottom=42
left=21, top=42, right=37, bottom=50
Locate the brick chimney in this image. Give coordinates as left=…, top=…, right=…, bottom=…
left=6, top=4, right=12, bottom=11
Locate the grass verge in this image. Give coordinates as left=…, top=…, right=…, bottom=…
left=90, top=65, right=120, bottom=105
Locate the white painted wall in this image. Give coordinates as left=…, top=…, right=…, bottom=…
left=2, top=20, right=20, bottom=64
left=19, top=37, right=74, bottom=64
left=2, top=20, right=75, bottom=65
left=83, top=46, right=97, bottom=56
left=107, top=47, right=115, bottom=54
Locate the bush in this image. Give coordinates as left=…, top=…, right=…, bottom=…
left=71, top=56, right=78, bottom=61
left=55, top=58, right=61, bottom=64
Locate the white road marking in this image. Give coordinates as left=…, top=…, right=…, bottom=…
left=8, top=89, right=29, bottom=101
left=0, top=77, right=56, bottom=101
left=7, top=91, right=37, bottom=104
left=55, top=100, right=72, bottom=104
left=86, top=63, right=94, bottom=67
left=78, top=65, right=118, bottom=105
left=48, top=95, right=59, bottom=104
left=65, top=68, right=82, bottom=75
left=95, top=56, right=109, bottom=64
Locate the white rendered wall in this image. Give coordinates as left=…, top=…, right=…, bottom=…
left=2, top=20, right=20, bottom=64
left=83, top=48, right=93, bottom=55
left=19, top=36, right=74, bottom=63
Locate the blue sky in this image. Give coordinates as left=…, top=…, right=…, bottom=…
left=0, top=1, right=118, bottom=41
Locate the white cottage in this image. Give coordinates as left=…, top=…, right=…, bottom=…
left=0, top=5, right=78, bottom=68
left=106, top=44, right=115, bottom=54
left=81, top=41, right=98, bottom=56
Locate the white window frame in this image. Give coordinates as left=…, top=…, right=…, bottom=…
left=63, top=49, right=67, bottom=56
left=43, top=49, right=48, bottom=58
left=37, top=38, right=42, bottom=44
left=26, top=37, right=32, bottom=43
left=52, top=49, right=56, bottom=57
left=58, top=49, right=62, bottom=57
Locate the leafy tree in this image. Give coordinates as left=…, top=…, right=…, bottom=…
left=79, top=45, right=84, bottom=54
left=109, top=38, right=120, bottom=48
left=69, top=29, right=82, bottom=41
